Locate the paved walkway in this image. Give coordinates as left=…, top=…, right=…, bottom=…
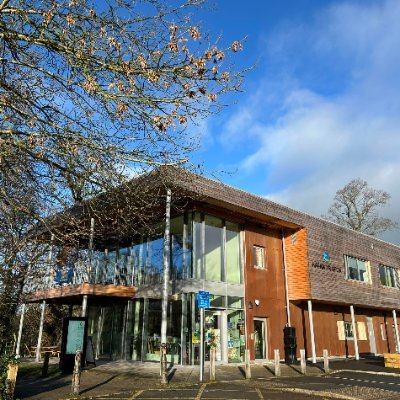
left=14, top=357, right=400, bottom=400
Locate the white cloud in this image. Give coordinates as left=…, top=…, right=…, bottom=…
left=220, top=0, right=400, bottom=243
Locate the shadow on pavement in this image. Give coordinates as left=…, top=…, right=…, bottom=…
left=79, top=374, right=117, bottom=395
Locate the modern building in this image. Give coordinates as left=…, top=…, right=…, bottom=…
left=20, top=168, right=400, bottom=364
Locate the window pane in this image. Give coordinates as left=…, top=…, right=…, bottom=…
left=346, top=256, right=359, bottom=280
left=210, top=294, right=225, bottom=308
left=147, top=236, right=164, bottom=284
left=184, top=213, right=192, bottom=279
left=344, top=322, right=353, bottom=338
left=171, top=216, right=184, bottom=280
left=379, top=265, right=387, bottom=286
left=132, top=240, right=146, bottom=286
left=253, top=246, right=265, bottom=269
left=227, top=296, right=243, bottom=309
left=204, top=215, right=223, bottom=282
left=357, top=259, right=369, bottom=282
left=193, top=213, right=202, bottom=279
left=226, top=222, right=241, bottom=283
left=107, top=250, right=117, bottom=283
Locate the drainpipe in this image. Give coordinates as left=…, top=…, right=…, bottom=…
left=281, top=229, right=291, bottom=326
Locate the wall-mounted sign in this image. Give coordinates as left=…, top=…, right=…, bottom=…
left=323, top=251, right=330, bottom=263
left=311, top=261, right=342, bottom=273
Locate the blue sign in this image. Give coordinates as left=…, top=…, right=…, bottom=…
left=323, top=251, right=330, bottom=263
left=198, top=291, right=210, bottom=309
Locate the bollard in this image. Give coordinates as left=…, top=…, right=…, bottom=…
left=210, top=348, right=216, bottom=381
left=274, top=349, right=281, bottom=376
left=71, top=350, right=81, bottom=396
left=160, top=345, right=168, bottom=385
left=42, top=351, right=51, bottom=378
left=245, top=349, right=251, bottom=379
left=300, top=349, right=306, bottom=375
left=323, top=349, right=330, bottom=374
left=5, top=362, right=18, bottom=400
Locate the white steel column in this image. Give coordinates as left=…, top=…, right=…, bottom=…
left=35, top=300, right=46, bottom=362
left=121, top=303, right=128, bottom=359
left=350, top=305, right=359, bottom=360
left=307, top=300, right=317, bottom=363
left=81, top=295, right=88, bottom=317
left=16, top=303, right=26, bottom=357
left=95, top=308, right=104, bottom=360
left=281, top=230, right=291, bottom=327
left=393, top=310, right=400, bottom=353
left=180, top=293, right=187, bottom=365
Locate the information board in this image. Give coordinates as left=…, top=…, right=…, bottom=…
left=197, top=291, right=210, bottom=309
left=66, top=319, right=86, bottom=354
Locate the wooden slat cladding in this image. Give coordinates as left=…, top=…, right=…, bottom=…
left=284, top=228, right=311, bottom=300
left=244, top=224, right=288, bottom=359
left=22, top=283, right=135, bottom=303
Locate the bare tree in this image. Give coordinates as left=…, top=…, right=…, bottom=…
left=0, top=0, right=245, bottom=212
left=324, top=178, right=397, bottom=236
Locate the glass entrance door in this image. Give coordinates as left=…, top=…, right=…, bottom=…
left=205, top=310, right=222, bottom=361
left=254, top=318, right=267, bottom=359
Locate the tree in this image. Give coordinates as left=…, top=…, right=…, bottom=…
left=324, top=178, right=397, bottom=236
left=0, top=1, right=246, bottom=351
left=0, top=0, right=245, bottom=212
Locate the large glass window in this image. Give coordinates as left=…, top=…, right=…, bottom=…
left=205, top=215, right=223, bottom=282
left=226, top=222, right=241, bottom=283
left=106, top=250, right=117, bottom=284
left=171, top=216, right=184, bottom=280
left=132, top=240, right=146, bottom=286
left=146, top=236, right=164, bottom=284
left=143, top=299, right=181, bottom=362
left=344, top=321, right=353, bottom=339
left=379, top=264, right=399, bottom=288
left=345, top=255, right=370, bottom=283
left=193, top=213, right=203, bottom=279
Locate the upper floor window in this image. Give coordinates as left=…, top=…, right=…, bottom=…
left=253, top=245, right=265, bottom=269
left=345, top=255, right=370, bottom=283
left=379, top=264, right=399, bottom=288
left=344, top=321, right=353, bottom=339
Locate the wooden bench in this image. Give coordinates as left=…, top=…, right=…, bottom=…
left=29, top=346, right=61, bottom=358
left=384, top=353, right=400, bottom=368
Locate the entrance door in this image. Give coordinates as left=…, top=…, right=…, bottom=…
left=205, top=310, right=223, bottom=361
left=366, top=317, right=376, bottom=354
left=253, top=318, right=267, bottom=360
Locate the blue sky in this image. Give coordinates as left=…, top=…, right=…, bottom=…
left=189, top=0, right=400, bottom=245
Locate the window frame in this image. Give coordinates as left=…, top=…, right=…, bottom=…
left=379, top=264, right=399, bottom=289
left=344, top=255, right=371, bottom=283
left=253, top=245, right=265, bottom=270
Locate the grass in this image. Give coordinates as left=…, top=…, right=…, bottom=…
left=17, top=362, right=62, bottom=379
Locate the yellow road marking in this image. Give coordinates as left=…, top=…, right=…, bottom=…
left=195, top=383, right=207, bottom=400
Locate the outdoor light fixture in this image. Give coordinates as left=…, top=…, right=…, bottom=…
left=248, top=301, right=253, bottom=309
left=254, top=299, right=260, bottom=306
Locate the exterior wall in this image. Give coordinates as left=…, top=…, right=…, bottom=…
left=244, top=224, right=287, bottom=360
left=305, top=219, right=400, bottom=309
left=290, top=301, right=399, bottom=358
left=283, top=228, right=311, bottom=300
left=174, top=170, right=400, bottom=309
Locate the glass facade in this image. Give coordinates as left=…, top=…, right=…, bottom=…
left=68, top=210, right=244, bottom=365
